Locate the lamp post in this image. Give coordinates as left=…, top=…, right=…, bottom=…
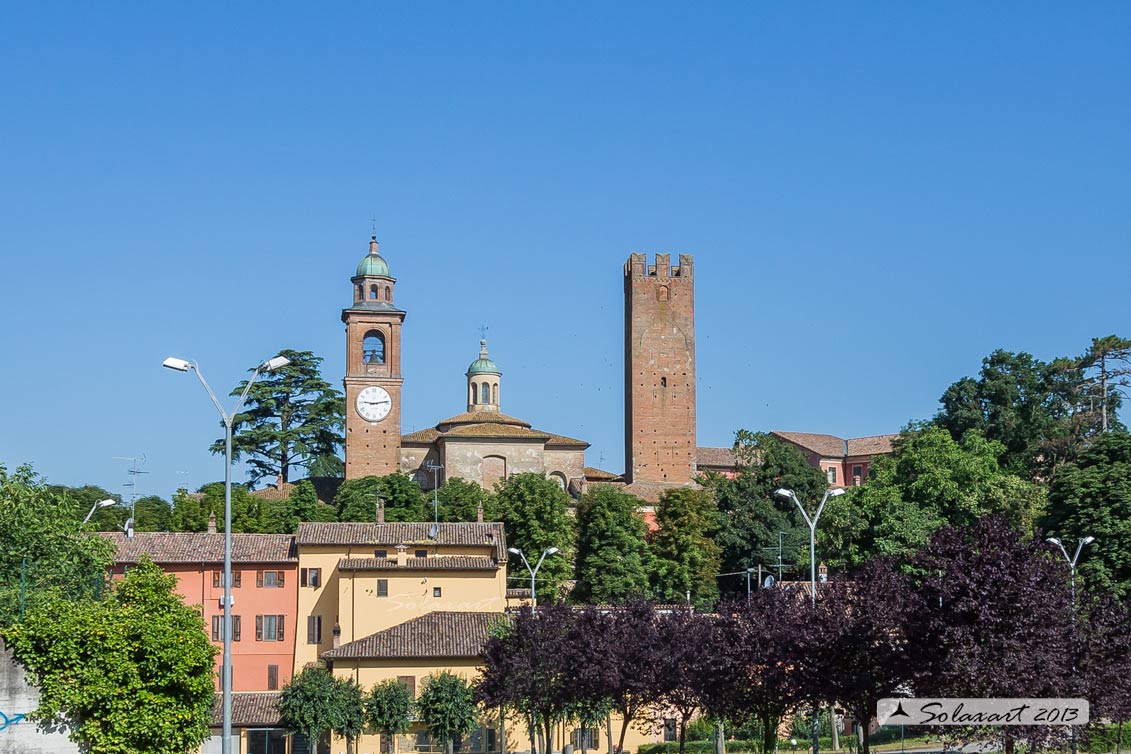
left=163, top=353, right=290, bottom=754
left=775, top=486, right=844, bottom=754
left=1046, top=535, right=1095, bottom=754
left=507, top=546, right=558, bottom=613
left=83, top=498, right=116, bottom=524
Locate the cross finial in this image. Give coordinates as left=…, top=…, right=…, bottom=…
left=479, top=324, right=489, bottom=340
left=369, top=215, right=377, bottom=239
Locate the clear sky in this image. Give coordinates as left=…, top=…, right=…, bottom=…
left=1, top=3, right=1128, bottom=500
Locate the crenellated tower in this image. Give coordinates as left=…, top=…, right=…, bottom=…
left=624, top=252, right=697, bottom=487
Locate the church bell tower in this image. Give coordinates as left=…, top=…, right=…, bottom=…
left=342, top=235, right=405, bottom=478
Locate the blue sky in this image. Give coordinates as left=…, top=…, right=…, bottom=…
left=1, top=3, right=1128, bottom=500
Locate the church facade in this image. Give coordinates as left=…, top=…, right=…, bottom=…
left=340, top=237, right=588, bottom=491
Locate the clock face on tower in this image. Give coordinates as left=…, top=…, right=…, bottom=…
left=356, top=385, right=392, bottom=422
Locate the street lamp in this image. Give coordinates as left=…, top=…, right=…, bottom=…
left=83, top=498, right=116, bottom=524
left=163, top=353, right=290, bottom=754
left=1045, top=535, right=1095, bottom=754
left=507, top=546, right=558, bottom=613
left=776, top=486, right=844, bottom=754
left=1045, top=536, right=1096, bottom=608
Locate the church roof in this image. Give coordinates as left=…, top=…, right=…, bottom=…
left=355, top=236, right=391, bottom=277
left=402, top=412, right=588, bottom=449
left=443, top=423, right=550, bottom=440
left=545, top=433, right=589, bottom=448
left=436, top=411, right=531, bottom=429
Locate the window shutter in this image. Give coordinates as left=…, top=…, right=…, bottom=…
left=277, top=571, right=285, bottom=588
left=256, top=571, right=264, bottom=588
left=300, top=568, right=308, bottom=587
left=213, top=572, right=221, bottom=589
left=268, top=665, right=279, bottom=690
left=311, top=568, right=321, bottom=588
left=307, top=615, right=317, bottom=644
left=377, top=579, right=388, bottom=597
left=256, top=615, right=263, bottom=641
left=398, top=675, right=416, bottom=699
left=233, top=616, right=241, bottom=642
left=276, top=615, right=285, bottom=641
left=234, top=571, right=241, bottom=588
left=212, top=615, right=220, bottom=641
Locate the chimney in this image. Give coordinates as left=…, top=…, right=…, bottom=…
left=395, top=544, right=408, bottom=567
left=208, top=513, right=217, bottom=534
left=332, top=622, right=341, bottom=650
left=376, top=497, right=385, bottom=524
left=818, top=562, right=829, bottom=583
left=476, top=502, right=484, bottom=523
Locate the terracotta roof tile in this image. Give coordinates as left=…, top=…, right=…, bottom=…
left=442, top=423, right=550, bottom=440
left=846, top=434, right=898, bottom=456
left=402, top=427, right=442, bottom=444
left=621, top=481, right=700, bottom=503
left=339, top=556, right=499, bottom=571
left=210, top=693, right=282, bottom=727
left=437, top=411, right=531, bottom=429
left=99, top=532, right=296, bottom=564
left=322, top=611, right=506, bottom=660
left=583, top=467, right=623, bottom=481
left=771, top=431, right=847, bottom=457
left=696, top=447, right=736, bottom=469
left=295, top=522, right=507, bottom=561
left=506, top=588, right=532, bottom=599
left=544, top=433, right=589, bottom=448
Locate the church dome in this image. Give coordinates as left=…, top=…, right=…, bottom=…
left=356, top=237, right=391, bottom=277
left=467, top=339, right=500, bottom=375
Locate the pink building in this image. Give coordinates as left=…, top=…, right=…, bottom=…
left=100, top=530, right=298, bottom=693
left=769, top=431, right=897, bottom=487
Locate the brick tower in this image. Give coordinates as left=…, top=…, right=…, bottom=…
left=624, top=253, right=697, bottom=491
left=342, top=235, right=405, bottom=478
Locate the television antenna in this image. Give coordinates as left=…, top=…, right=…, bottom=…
left=425, top=461, right=444, bottom=538
left=114, top=455, right=148, bottom=537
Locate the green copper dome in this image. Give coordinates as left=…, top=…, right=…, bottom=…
left=356, top=237, right=391, bottom=277
left=467, top=339, right=501, bottom=375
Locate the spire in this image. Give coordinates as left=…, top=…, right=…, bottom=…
left=479, top=338, right=489, bottom=360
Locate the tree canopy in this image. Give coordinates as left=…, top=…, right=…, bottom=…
left=416, top=671, right=478, bottom=754
left=335, top=472, right=427, bottom=523
left=435, top=477, right=493, bottom=522
left=214, top=349, right=344, bottom=486
left=493, top=473, right=575, bottom=603
left=573, top=484, right=649, bottom=604
left=1, top=558, right=217, bottom=754
left=0, top=464, right=115, bottom=626
left=648, top=487, right=721, bottom=608
left=279, top=665, right=365, bottom=754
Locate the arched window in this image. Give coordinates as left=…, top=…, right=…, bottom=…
left=363, top=331, right=386, bottom=364
left=470, top=383, right=477, bottom=404
left=385, top=286, right=392, bottom=301
left=369, top=285, right=378, bottom=300
left=357, top=284, right=364, bottom=300
left=492, top=383, right=498, bottom=404
left=481, top=383, right=491, bottom=404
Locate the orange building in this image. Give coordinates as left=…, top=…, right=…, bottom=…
left=100, top=528, right=298, bottom=693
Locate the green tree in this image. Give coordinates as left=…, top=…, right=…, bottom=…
left=335, top=473, right=427, bottom=523
left=573, top=485, right=649, bottom=603
left=416, top=671, right=478, bottom=754
left=169, top=488, right=210, bottom=532
left=705, top=431, right=824, bottom=594
left=1081, top=335, right=1131, bottom=433
left=494, top=473, right=575, bottom=603
left=278, top=479, right=338, bottom=533
left=364, top=679, right=414, bottom=754
left=0, top=464, right=115, bottom=626
left=212, top=349, right=345, bottom=486
left=1, top=558, right=217, bottom=754
left=648, top=488, right=721, bottom=608
left=46, top=483, right=127, bottom=531
left=198, top=481, right=263, bottom=532
left=436, top=477, right=493, bottom=522
left=822, top=427, right=1046, bottom=567
left=133, top=495, right=172, bottom=532
left=1044, top=431, right=1131, bottom=598
left=280, top=665, right=365, bottom=754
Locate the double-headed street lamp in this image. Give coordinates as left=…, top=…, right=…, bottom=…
left=83, top=498, right=116, bottom=524
left=775, top=486, right=844, bottom=754
left=163, top=354, right=290, bottom=754
left=507, top=546, right=558, bottom=613
left=1045, top=535, right=1095, bottom=754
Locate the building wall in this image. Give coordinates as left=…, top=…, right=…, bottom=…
left=543, top=448, right=585, bottom=488
left=294, top=543, right=506, bottom=672
left=441, top=440, right=546, bottom=488
left=111, top=562, right=297, bottom=692
left=624, top=253, right=696, bottom=486
left=1, top=645, right=79, bottom=754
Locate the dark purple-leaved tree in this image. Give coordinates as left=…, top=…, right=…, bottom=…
left=910, top=516, right=1076, bottom=754
left=649, top=609, right=719, bottom=754
left=710, top=586, right=819, bottom=754
left=475, top=606, right=574, bottom=754
left=1078, top=594, right=1131, bottom=753
left=809, top=560, right=922, bottom=754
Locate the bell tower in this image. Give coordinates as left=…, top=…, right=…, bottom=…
left=342, top=235, right=405, bottom=478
